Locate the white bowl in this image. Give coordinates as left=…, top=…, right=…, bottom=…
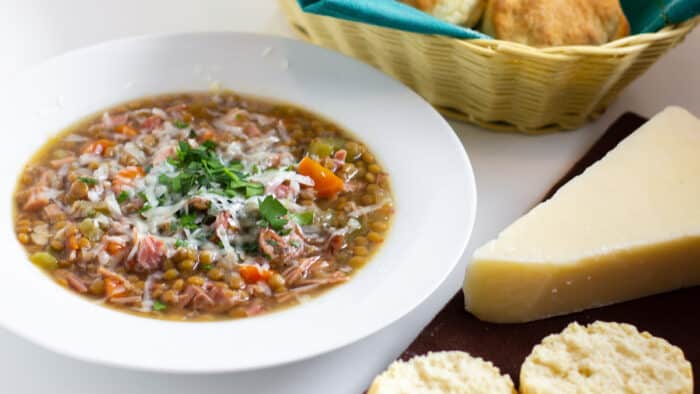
left=0, top=32, right=476, bottom=373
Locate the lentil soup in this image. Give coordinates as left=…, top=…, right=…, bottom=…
left=13, top=92, right=393, bottom=321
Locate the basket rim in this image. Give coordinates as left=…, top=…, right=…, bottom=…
left=280, top=0, right=699, bottom=58
left=446, top=16, right=700, bottom=56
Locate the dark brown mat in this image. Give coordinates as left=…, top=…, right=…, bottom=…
left=399, top=113, right=700, bottom=390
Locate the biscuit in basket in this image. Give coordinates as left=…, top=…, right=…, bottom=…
left=481, top=0, right=630, bottom=46
left=368, top=350, right=516, bottom=394
left=402, top=0, right=486, bottom=27
left=520, top=321, right=693, bottom=394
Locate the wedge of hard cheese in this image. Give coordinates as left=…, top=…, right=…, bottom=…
left=464, top=106, right=700, bottom=323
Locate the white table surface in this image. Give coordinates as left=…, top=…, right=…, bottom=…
left=1, top=1, right=698, bottom=393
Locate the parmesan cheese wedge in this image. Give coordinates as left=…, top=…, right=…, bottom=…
left=464, top=107, right=700, bottom=323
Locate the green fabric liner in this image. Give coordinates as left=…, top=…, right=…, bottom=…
left=298, top=0, right=699, bottom=39
left=622, top=0, right=700, bottom=34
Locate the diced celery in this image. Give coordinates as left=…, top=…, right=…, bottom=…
left=30, top=252, right=58, bottom=270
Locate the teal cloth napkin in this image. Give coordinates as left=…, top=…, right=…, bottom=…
left=299, top=0, right=700, bottom=40
left=297, top=0, right=489, bottom=39
left=622, top=0, right=700, bottom=34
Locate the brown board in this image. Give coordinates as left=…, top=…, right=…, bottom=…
left=399, top=113, right=700, bottom=390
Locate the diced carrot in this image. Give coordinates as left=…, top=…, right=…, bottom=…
left=197, top=129, right=216, bottom=143
left=112, top=166, right=145, bottom=193
left=106, top=241, right=124, bottom=255
left=67, top=234, right=79, bottom=250
left=116, top=166, right=145, bottom=179
left=238, top=265, right=271, bottom=284
left=115, top=124, right=139, bottom=137
left=297, top=156, right=345, bottom=198
left=104, top=277, right=126, bottom=299
left=81, top=139, right=115, bottom=156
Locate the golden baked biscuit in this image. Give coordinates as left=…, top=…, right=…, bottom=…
left=481, top=0, right=630, bottom=47
left=369, top=351, right=516, bottom=394
left=520, top=322, right=693, bottom=394
left=403, top=0, right=486, bottom=27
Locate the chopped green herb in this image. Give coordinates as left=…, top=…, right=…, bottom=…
left=245, top=184, right=264, bottom=198
left=278, top=228, right=292, bottom=236
left=175, top=120, right=189, bottom=129
left=158, top=140, right=263, bottom=198
left=79, top=177, right=97, bottom=186
left=201, top=140, right=216, bottom=150
left=201, top=264, right=213, bottom=271
left=117, top=191, right=129, bottom=203
left=144, top=165, right=152, bottom=173
left=179, top=213, right=198, bottom=230
left=188, top=129, right=196, bottom=138
left=290, top=240, right=301, bottom=248
left=241, top=241, right=259, bottom=254
left=259, top=196, right=288, bottom=231
left=291, top=211, right=314, bottom=226
left=152, top=300, right=167, bottom=311
left=139, top=203, right=151, bottom=213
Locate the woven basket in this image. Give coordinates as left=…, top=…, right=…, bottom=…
left=279, top=0, right=699, bottom=134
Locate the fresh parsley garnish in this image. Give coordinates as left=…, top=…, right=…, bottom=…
left=245, top=184, right=264, bottom=198
left=291, top=211, right=314, bottom=226
left=259, top=195, right=288, bottom=231
left=158, top=140, right=263, bottom=198
left=79, top=177, right=97, bottom=186
left=179, top=213, right=198, bottom=230
left=117, top=191, right=129, bottom=203
left=152, top=300, right=167, bottom=311
left=174, top=120, right=189, bottom=129
left=290, top=240, right=301, bottom=248
left=139, top=203, right=151, bottom=213
left=201, top=264, right=213, bottom=271
left=241, top=241, right=259, bottom=254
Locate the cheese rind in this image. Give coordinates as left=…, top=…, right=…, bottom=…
left=464, top=106, right=700, bottom=323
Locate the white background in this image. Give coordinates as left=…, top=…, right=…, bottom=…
left=1, top=1, right=698, bottom=393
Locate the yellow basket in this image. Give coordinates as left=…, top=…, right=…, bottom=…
left=279, top=0, right=699, bottom=134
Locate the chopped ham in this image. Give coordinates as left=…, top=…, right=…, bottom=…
left=282, top=256, right=320, bottom=285
left=66, top=273, right=88, bottom=293
left=50, top=156, right=76, bottom=168
left=134, top=235, right=165, bottom=272
left=273, top=183, right=291, bottom=199
left=243, top=123, right=262, bottom=137
left=176, top=285, right=197, bottom=308
left=152, top=144, right=176, bottom=165
left=327, top=234, right=345, bottom=255
left=43, top=203, right=63, bottom=221
left=334, top=149, right=347, bottom=161
left=23, top=187, right=51, bottom=211
left=191, top=285, right=215, bottom=310
left=141, top=115, right=163, bottom=132
left=214, top=211, right=233, bottom=231
left=258, top=228, right=304, bottom=262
